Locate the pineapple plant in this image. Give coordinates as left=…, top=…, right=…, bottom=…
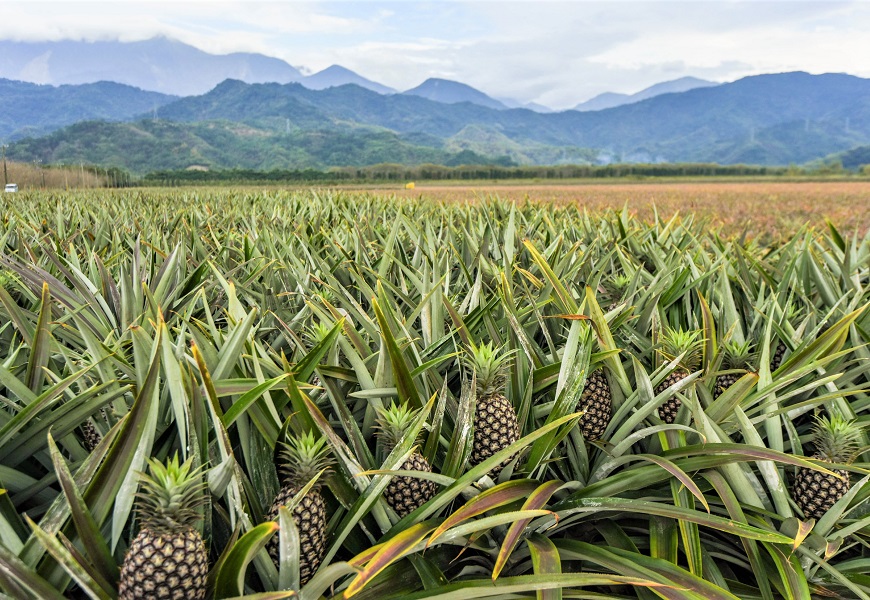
left=714, top=340, right=754, bottom=399
left=578, top=368, right=612, bottom=441
left=118, top=455, right=208, bottom=600
left=770, top=303, right=799, bottom=372
left=793, top=415, right=863, bottom=520
left=654, top=327, right=703, bottom=424
left=307, top=321, right=334, bottom=389
left=267, top=432, right=332, bottom=585
left=376, top=402, right=439, bottom=517
left=602, top=273, right=632, bottom=311
left=465, top=342, right=520, bottom=476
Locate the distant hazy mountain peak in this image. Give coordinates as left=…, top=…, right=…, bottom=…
left=403, top=78, right=508, bottom=110
left=0, top=37, right=304, bottom=96
left=497, top=96, right=554, bottom=113
left=302, top=65, right=396, bottom=94
left=574, top=76, right=718, bottom=111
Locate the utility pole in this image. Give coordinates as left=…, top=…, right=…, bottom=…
left=2, top=145, right=7, bottom=186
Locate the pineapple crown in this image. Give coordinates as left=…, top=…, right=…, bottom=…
left=316, top=287, right=335, bottom=304
left=134, top=454, right=207, bottom=532
left=810, top=414, right=864, bottom=464
left=603, top=273, right=632, bottom=298
left=658, top=327, right=703, bottom=371
left=375, top=402, right=422, bottom=451
left=462, top=341, right=513, bottom=398
left=721, top=340, right=754, bottom=370
left=307, top=321, right=334, bottom=346
left=278, top=431, right=334, bottom=488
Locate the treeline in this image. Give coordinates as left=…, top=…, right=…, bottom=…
left=141, top=162, right=791, bottom=186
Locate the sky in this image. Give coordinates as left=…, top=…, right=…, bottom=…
left=1, top=1, right=869, bottom=109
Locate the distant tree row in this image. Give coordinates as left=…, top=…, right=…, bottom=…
left=140, top=162, right=798, bottom=186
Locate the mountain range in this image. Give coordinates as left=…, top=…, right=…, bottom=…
left=3, top=70, right=869, bottom=174
left=1, top=37, right=869, bottom=173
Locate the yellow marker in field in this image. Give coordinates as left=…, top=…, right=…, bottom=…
left=405, top=182, right=415, bottom=189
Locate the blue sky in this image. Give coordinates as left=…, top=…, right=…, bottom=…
left=1, top=1, right=868, bottom=108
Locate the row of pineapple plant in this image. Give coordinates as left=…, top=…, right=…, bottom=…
left=0, top=188, right=867, bottom=598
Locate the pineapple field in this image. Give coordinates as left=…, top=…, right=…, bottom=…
left=0, top=188, right=868, bottom=599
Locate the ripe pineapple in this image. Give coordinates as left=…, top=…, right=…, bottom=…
left=713, top=340, right=753, bottom=399
left=579, top=368, right=612, bottom=441
left=119, top=455, right=208, bottom=600
left=793, top=415, right=862, bottom=520
left=376, top=402, right=438, bottom=517
left=654, top=328, right=703, bottom=424
left=267, top=432, right=332, bottom=585
left=465, top=342, right=520, bottom=476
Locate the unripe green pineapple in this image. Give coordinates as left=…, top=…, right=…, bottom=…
left=713, top=340, right=754, bottom=399
left=793, top=415, right=862, bottom=520
left=464, top=342, right=519, bottom=476
left=654, top=328, right=703, bottom=424
left=267, top=432, right=333, bottom=585
left=579, top=368, right=612, bottom=441
left=376, top=402, right=438, bottom=517
left=119, top=455, right=208, bottom=600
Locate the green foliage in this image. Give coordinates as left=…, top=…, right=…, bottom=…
left=0, top=189, right=867, bottom=599
left=0, top=78, right=175, bottom=140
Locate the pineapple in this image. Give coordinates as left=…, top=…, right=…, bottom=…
left=465, top=342, right=520, bottom=476
left=714, top=340, right=753, bottom=399
left=770, top=340, right=787, bottom=372
left=376, top=402, right=438, bottom=517
left=654, top=328, right=703, bottom=424
left=579, top=368, right=612, bottom=441
left=80, top=419, right=102, bottom=452
left=793, top=415, right=862, bottom=520
left=119, top=455, right=208, bottom=600
left=80, top=408, right=110, bottom=451
left=267, top=432, right=332, bottom=585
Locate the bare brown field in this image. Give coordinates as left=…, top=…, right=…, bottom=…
left=347, top=180, right=870, bottom=237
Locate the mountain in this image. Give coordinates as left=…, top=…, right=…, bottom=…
left=834, top=145, right=870, bottom=170
left=0, top=37, right=303, bottom=96
left=152, top=72, right=870, bottom=157
left=498, top=97, right=554, bottom=113
left=0, top=78, right=176, bottom=140
left=403, top=78, right=509, bottom=110
left=4, top=119, right=513, bottom=174
left=5, top=71, right=870, bottom=169
left=574, top=76, right=718, bottom=111
left=302, top=65, right=395, bottom=94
